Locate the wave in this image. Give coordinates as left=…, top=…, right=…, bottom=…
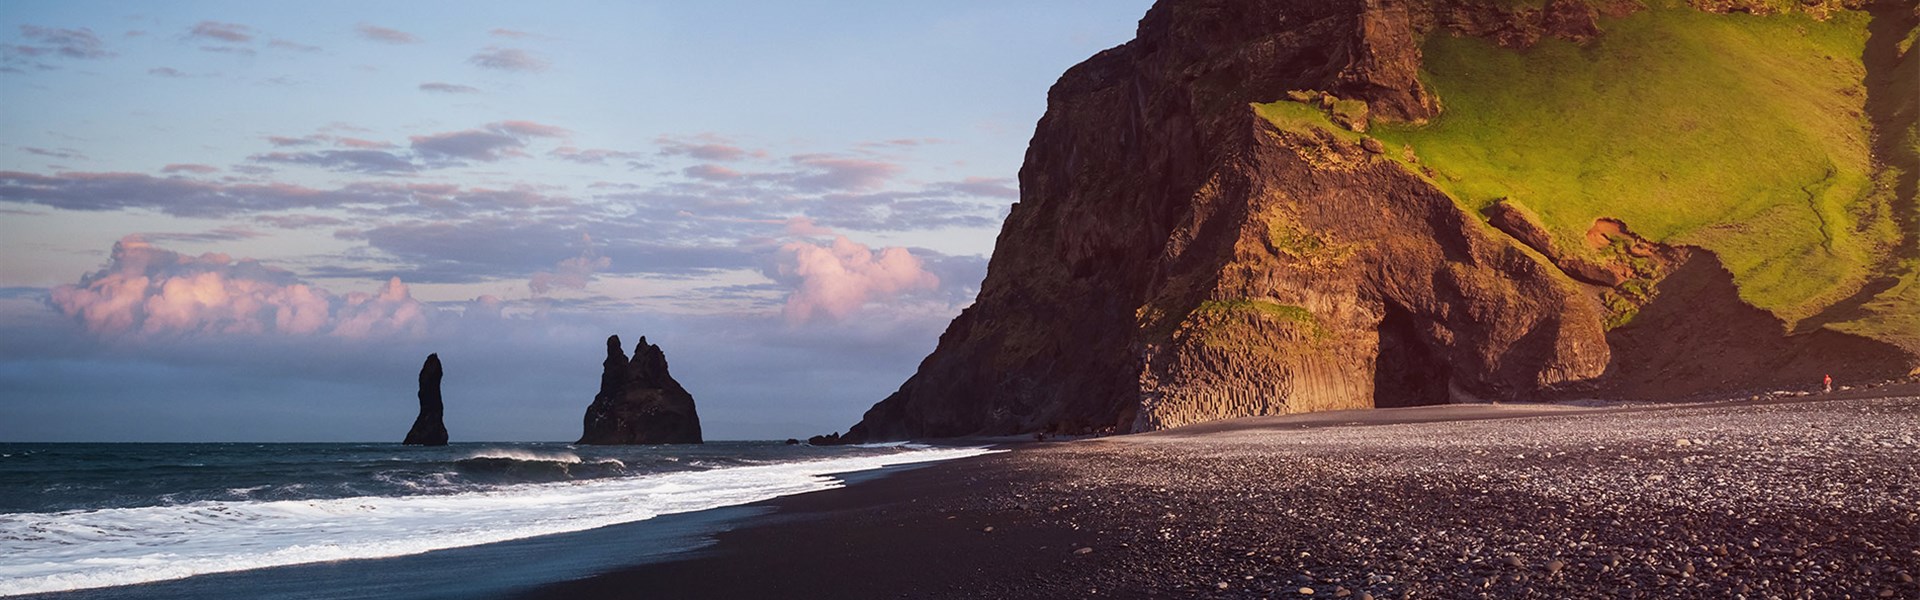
left=0, top=446, right=997, bottom=597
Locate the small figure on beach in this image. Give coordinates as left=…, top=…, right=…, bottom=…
left=1823, top=374, right=1833, bottom=394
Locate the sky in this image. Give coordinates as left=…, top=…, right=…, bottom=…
left=0, top=0, right=1154, bottom=442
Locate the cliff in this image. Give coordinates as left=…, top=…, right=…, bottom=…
left=579, top=335, right=703, bottom=445
left=823, top=0, right=1919, bottom=442
left=402, top=353, right=448, bottom=446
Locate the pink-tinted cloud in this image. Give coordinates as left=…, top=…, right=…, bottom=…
left=783, top=216, right=834, bottom=238
left=772, top=236, right=939, bottom=323
left=529, top=234, right=611, bottom=295
left=355, top=23, right=419, bottom=44
left=656, top=134, right=757, bottom=162
left=683, top=164, right=741, bottom=181
left=147, top=66, right=188, bottom=78
left=268, top=38, right=319, bottom=52
left=469, top=47, right=548, bottom=72
left=160, top=163, right=218, bottom=174
left=491, top=120, right=569, bottom=138
left=789, top=154, right=901, bottom=191
left=49, top=236, right=430, bottom=339
left=333, top=137, right=396, bottom=149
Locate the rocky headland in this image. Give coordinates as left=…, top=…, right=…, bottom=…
left=818, top=0, right=1920, bottom=443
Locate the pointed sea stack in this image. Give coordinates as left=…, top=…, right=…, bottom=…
left=402, top=353, right=448, bottom=446
left=578, top=335, right=703, bottom=444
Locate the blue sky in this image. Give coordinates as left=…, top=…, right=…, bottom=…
left=0, top=1, right=1153, bottom=441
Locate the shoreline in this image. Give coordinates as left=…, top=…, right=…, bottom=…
left=522, top=392, right=1920, bottom=599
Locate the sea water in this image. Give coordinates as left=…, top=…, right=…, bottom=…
left=0, top=442, right=993, bottom=597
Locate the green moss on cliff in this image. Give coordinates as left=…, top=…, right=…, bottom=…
left=1371, top=3, right=1901, bottom=330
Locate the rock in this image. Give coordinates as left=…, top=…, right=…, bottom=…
left=1676, top=438, right=1693, bottom=446
left=1358, top=593, right=1374, bottom=600
left=401, top=354, right=448, bottom=446
left=823, top=0, right=1612, bottom=443
left=1546, top=559, right=1566, bottom=574
left=1074, top=547, right=1094, bottom=555
left=1504, top=555, right=1524, bottom=567
left=577, top=335, right=703, bottom=444
left=1299, top=587, right=1315, bottom=595
left=1217, top=582, right=1230, bottom=589
left=1361, top=137, right=1387, bottom=154
left=783, top=438, right=800, bottom=445
left=807, top=432, right=843, bottom=446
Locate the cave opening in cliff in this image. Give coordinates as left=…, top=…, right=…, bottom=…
left=1372, top=303, right=1449, bottom=408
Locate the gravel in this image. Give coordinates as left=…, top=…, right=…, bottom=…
left=947, top=395, right=1920, bottom=598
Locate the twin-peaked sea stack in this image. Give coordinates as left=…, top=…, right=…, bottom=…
left=401, top=353, right=449, bottom=446
left=578, top=335, right=703, bottom=445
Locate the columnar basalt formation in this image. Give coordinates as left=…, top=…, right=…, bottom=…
left=579, top=335, right=703, bottom=445
left=402, top=353, right=448, bottom=446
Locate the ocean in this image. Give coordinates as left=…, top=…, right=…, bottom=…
left=0, top=441, right=994, bottom=598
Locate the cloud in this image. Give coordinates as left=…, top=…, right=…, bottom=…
left=253, top=214, right=349, bottom=229
left=408, top=130, right=522, bottom=162
left=488, top=28, right=545, bottom=40
left=268, top=39, right=320, bottom=52
left=408, top=121, right=565, bottom=162
left=549, top=146, right=645, bottom=165
left=770, top=236, right=939, bottom=324
left=22, top=147, right=85, bottom=160
left=418, top=82, right=479, bottom=94
left=529, top=234, right=611, bottom=295
left=683, top=164, right=741, bottom=181
left=934, top=176, right=1019, bottom=199
left=188, top=21, right=253, bottom=43
left=468, top=47, right=548, bottom=72
left=141, top=225, right=262, bottom=243
left=490, top=120, right=569, bottom=138
left=266, top=135, right=322, bottom=147
left=5, top=25, right=114, bottom=63
left=147, top=66, right=189, bottom=78
left=656, top=134, right=755, bottom=162
left=160, top=164, right=218, bottom=174
left=355, top=24, right=419, bottom=44
left=251, top=149, right=418, bottom=174
left=334, top=137, right=395, bottom=149
left=49, top=236, right=429, bottom=339
left=786, top=154, right=901, bottom=192
left=0, top=170, right=430, bottom=217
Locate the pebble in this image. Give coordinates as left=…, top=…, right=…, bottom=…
left=1074, top=547, right=1093, bottom=555
left=1546, top=559, right=1565, bottom=574
left=1299, top=586, right=1315, bottom=595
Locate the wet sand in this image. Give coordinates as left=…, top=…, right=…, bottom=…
left=521, top=393, right=1920, bottom=599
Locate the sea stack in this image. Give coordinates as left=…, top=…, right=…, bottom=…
left=401, top=353, right=448, bottom=446
left=578, top=335, right=703, bottom=444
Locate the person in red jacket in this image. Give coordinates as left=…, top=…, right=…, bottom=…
left=1824, top=374, right=1833, bottom=394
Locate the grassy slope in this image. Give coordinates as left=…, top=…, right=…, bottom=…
left=1369, top=2, right=1898, bottom=330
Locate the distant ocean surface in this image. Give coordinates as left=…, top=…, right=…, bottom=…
left=0, top=441, right=994, bottom=597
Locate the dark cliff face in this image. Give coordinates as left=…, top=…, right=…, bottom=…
left=833, top=0, right=1605, bottom=442
left=823, top=0, right=1915, bottom=444
left=402, top=353, right=448, bottom=446
left=579, top=335, right=703, bottom=445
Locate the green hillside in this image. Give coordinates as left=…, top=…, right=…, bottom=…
left=1364, top=2, right=1908, bottom=336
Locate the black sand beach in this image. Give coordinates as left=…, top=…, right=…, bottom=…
left=524, top=390, right=1920, bottom=599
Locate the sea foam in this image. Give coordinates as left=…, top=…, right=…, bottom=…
left=0, top=446, right=995, bottom=596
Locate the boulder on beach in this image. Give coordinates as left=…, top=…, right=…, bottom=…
left=578, top=335, right=703, bottom=445
left=402, top=354, right=448, bottom=446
